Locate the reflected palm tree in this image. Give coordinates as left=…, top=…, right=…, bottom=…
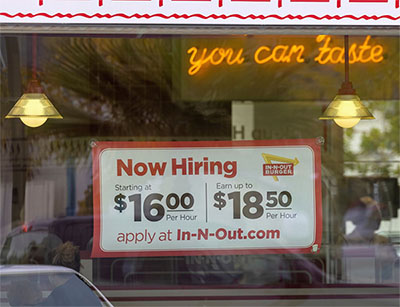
left=40, top=37, right=230, bottom=138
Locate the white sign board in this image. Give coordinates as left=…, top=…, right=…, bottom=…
left=0, top=0, right=398, bottom=25
left=92, top=140, right=322, bottom=257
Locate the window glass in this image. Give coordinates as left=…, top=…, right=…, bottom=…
left=0, top=271, right=109, bottom=306
left=1, top=33, right=399, bottom=304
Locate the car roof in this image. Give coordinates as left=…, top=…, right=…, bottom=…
left=0, top=265, right=76, bottom=275
left=5, top=216, right=93, bottom=237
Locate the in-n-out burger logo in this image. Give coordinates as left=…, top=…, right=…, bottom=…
left=262, top=153, right=298, bottom=182
left=187, top=35, right=384, bottom=75
left=117, top=157, right=237, bottom=178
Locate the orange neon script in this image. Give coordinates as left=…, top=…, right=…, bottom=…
left=187, top=36, right=384, bottom=75
left=314, top=35, right=383, bottom=64
left=187, top=47, right=245, bottom=75
left=254, top=44, right=305, bottom=64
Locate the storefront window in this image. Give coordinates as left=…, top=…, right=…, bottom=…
left=1, top=32, right=399, bottom=305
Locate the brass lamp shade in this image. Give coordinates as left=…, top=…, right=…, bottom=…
left=319, top=36, right=374, bottom=128
left=5, top=34, right=63, bottom=128
left=319, top=94, right=375, bottom=128
left=6, top=93, right=63, bottom=128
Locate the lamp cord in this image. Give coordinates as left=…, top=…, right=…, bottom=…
left=32, top=34, right=37, bottom=80
left=338, top=34, right=355, bottom=95
left=344, top=35, right=349, bottom=84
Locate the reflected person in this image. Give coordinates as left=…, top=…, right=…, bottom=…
left=39, top=241, right=101, bottom=306
left=341, top=196, right=398, bottom=281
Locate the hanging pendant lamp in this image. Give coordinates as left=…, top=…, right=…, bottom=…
left=5, top=34, right=62, bottom=128
left=319, top=36, right=374, bottom=128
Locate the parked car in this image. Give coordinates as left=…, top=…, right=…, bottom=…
left=1, top=216, right=93, bottom=265
left=0, top=265, right=112, bottom=306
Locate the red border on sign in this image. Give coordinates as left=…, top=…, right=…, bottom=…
left=0, top=12, right=399, bottom=21
left=91, top=139, right=322, bottom=258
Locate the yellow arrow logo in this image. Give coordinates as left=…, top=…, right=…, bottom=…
left=262, top=153, right=299, bottom=182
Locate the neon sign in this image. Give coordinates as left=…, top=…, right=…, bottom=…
left=187, top=47, right=245, bottom=75
left=187, top=35, right=384, bottom=76
left=314, top=35, right=383, bottom=64
left=254, top=45, right=305, bottom=64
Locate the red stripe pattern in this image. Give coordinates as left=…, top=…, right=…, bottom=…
left=1, top=12, right=399, bottom=20
left=36, top=0, right=399, bottom=8
left=40, top=0, right=103, bottom=5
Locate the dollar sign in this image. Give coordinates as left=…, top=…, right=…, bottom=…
left=114, top=193, right=127, bottom=213
left=213, top=191, right=226, bottom=210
